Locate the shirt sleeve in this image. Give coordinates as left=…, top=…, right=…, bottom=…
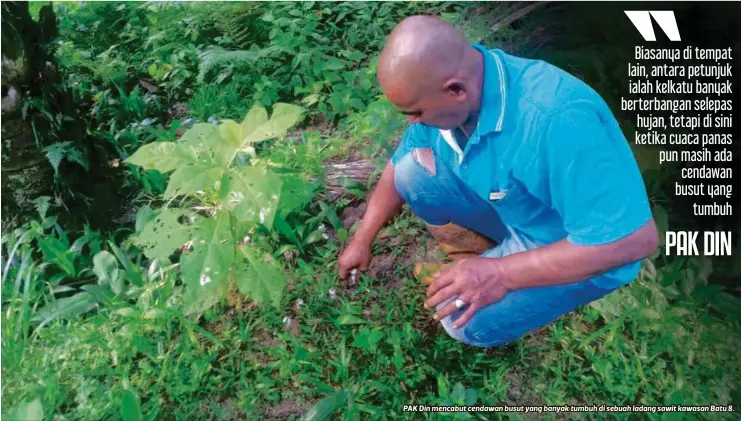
left=536, top=107, right=652, bottom=246
left=390, top=124, right=430, bottom=166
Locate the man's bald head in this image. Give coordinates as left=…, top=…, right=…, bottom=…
left=377, top=15, right=484, bottom=129
left=379, top=16, right=471, bottom=90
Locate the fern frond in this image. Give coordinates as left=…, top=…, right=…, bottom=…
left=211, top=3, right=267, bottom=48
left=196, top=46, right=283, bottom=85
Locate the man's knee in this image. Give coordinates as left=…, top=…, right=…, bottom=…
left=413, top=147, right=436, bottom=175
left=439, top=316, right=516, bottom=348
left=393, top=148, right=437, bottom=201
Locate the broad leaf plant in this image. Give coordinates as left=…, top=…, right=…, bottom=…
left=125, top=103, right=309, bottom=314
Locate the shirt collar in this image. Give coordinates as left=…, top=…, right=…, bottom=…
left=471, top=43, right=508, bottom=136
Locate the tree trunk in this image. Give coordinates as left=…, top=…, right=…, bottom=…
left=1, top=2, right=60, bottom=229
left=1, top=116, right=54, bottom=228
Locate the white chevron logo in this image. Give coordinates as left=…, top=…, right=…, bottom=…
left=625, top=11, right=681, bottom=41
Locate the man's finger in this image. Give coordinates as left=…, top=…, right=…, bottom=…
left=432, top=299, right=461, bottom=321
left=450, top=303, right=479, bottom=329
left=426, top=266, right=456, bottom=297
left=338, top=263, right=349, bottom=280
left=424, top=283, right=458, bottom=309
left=432, top=290, right=474, bottom=321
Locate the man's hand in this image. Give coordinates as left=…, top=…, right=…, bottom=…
left=336, top=161, right=405, bottom=281
left=424, top=257, right=509, bottom=329
left=338, top=239, right=372, bottom=280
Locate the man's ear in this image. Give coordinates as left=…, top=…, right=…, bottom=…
left=443, top=79, right=467, bottom=100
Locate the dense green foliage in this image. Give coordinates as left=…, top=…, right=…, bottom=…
left=2, top=2, right=740, bottom=421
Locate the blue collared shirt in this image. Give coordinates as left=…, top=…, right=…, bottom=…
left=391, top=44, right=652, bottom=287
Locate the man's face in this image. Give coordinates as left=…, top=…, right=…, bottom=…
left=382, top=79, right=469, bottom=130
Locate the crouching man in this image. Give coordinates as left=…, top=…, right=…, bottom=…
left=337, top=16, right=658, bottom=347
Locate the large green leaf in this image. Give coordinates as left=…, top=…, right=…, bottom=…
left=215, top=120, right=244, bottom=164
left=93, top=251, right=122, bottom=294
left=300, top=390, right=348, bottom=421
left=210, top=117, right=260, bottom=167
left=124, top=142, right=196, bottom=173
left=243, top=103, right=305, bottom=144
left=235, top=248, right=285, bottom=307
left=277, top=174, right=316, bottom=216
left=135, top=206, right=157, bottom=234
left=181, top=212, right=235, bottom=314
left=164, top=163, right=224, bottom=198
left=120, top=388, right=143, bottom=421
left=223, top=167, right=283, bottom=228
left=219, top=120, right=242, bottom=147
left=133, top=209, right=203, bottom=261
left=241, top=106, right=269, bottom=135
left=321, top=57, right=346, bottom=71
left=210, top=107, right=271, bottom=165
left=177, top=122, right=230, bottom=164
left=178, top=123, right=220, bottom=150
left=32, top=291, right=98, bottom=330
left=219, top=120, right=244, bottom=153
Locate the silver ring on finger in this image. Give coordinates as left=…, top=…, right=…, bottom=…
left=454, top=298, right=468, bottom=310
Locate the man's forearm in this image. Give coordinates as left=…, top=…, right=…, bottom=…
left=353, top=162, right=405, bottom=246
left=492, top=219, right=659, bottom=291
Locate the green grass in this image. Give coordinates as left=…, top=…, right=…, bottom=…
left=188, top=82, right=254, bottom=123
left=4, top=212, right=741, bottom=420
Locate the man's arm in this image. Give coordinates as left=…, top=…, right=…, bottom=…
left=496, top=218, right=658, bottom=290
left=338, top=161, right=405, bottom=279
left=352, top=161, right=405, bottom=245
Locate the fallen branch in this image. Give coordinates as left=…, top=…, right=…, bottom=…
left=317, top=159, right=379, bottom=201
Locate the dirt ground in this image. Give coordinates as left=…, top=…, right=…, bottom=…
left=339, top=202, right=446, bottom=289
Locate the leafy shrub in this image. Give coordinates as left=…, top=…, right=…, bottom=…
left=125, top=103, right=314, bottom=313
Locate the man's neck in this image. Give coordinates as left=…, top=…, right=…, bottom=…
left=459, top=117, right=477, bottom=139
left=455, top=112, right=478, bottom=151
left=458, top=50, right=485, bottom=139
